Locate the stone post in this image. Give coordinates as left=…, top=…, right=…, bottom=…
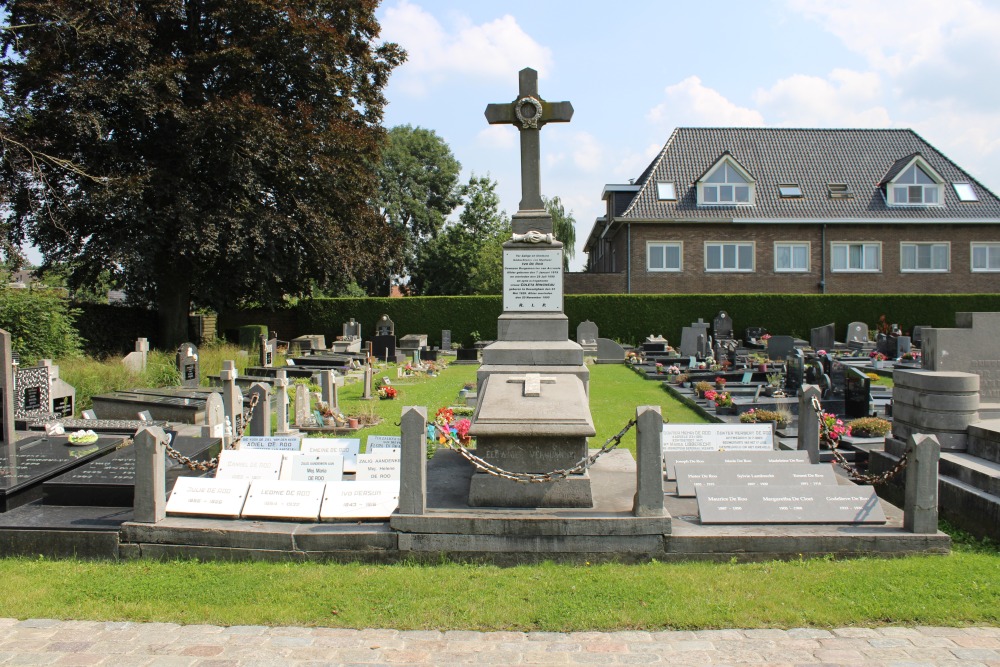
left=219, top=360, right=242, bottom=446
left=320, top=370, right=338, bottom=410
left=248, top=382, right=271, bottom=437
left=202, top=393, right=225, bottom=439
left=362, top=365, right=373, bottom=400
left=633, top=405, right=665, bottom=517
left=134, top=426, right=167, bottom=523
left=797, top=385, right=821, bottom=463
left=0, top=329, right=16, bottom=449
left=136, top=337, right=149, bottom=372
left=904, top=433, right=941, bottom=533
left=398, top=406, right=427, bottom=515
left=274, top=370, right=290, bottom=434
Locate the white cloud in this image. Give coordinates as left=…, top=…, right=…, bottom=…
left=476, top=125, right=516, bottom=150
left=612, top=143, right=662, bottom=181
left=754, top=69, right=891, bottom=127
left=647, top=76, right=764, bottom=127
left=381, top=1, right=553, bottom=96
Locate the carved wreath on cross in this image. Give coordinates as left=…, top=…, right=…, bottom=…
left=514, top=96, right=543, bottom=129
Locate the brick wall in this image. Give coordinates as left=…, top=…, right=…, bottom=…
left=594, top=222, right=1000, bottom=294
left=564, top=271, right=627, bottom=294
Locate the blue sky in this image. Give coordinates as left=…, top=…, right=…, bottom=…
left=377, top=0, right=1000, bottom=271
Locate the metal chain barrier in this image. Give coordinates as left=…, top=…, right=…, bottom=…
left=162, top=392, right=260, bottom=471
left=810, top=395, right=907, bottom=484
left=431, top=416, right=640, bottom=483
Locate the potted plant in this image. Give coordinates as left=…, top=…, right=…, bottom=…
left=715, top=376, right=727, bottom=390
left=714, top=391, right=735, bottom=414
left=846, top=416, right=891, bottom=439
left=764, top=372, right=784, bottom=396
left=694, top=381, right=713, bottom=398
left=655, top=362, right=664, bottom=374
left=675, top=373, right=689, bottom=387
left=869, top=351, right=887, bottom=369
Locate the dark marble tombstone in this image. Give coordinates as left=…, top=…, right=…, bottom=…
left=258, top=335, right=277, bottom=367
left=810, top=323, right=835, bottom=351
left=0, top=435, right=125, bottom=511
left=678, top=327, right=698, bottom=357
left=176, top=342, right=200, bottom=389
left=844, top=366, right=871, bottom=418
left=441, top=330, right=452, bottom=350
left=784, top=349, right=805, bottom=393
left=642, top=335, right=667, bottom=353
left=371, top=335, right=397, bottom=362
left=745, top=327, right=768, bottom=343
left=766, top=335, right=794, bottom=361
left=713, top=311, right=734, bottom=341
left=911, top=325, right=928, bottom=348
left=375, top=314, right=395, bottom=337
left=14, top=365, right=55, bottom=425
left=897, top=336, right=912, bottom=357
left=42, top=434, right=219, bottom=507
left=876, top=333, right=898, bottom=359
left=455, top=347, right=479, bottom=362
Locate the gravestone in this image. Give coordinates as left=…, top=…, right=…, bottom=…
left=288, top=453, right=344, bottom=482
left=642, top=335, right=667, bottom=353
left=241, top=480, right=325, bottom=521
left=166, top=477, right=249, bottom=518
left=674, top=462, right=838, bottom=497
left=123, top=337, right=149, bottom=373
left=876, top=333, right=898, bottom=359
left=258, top=335, right=277, bottom=367
left=595, top=338, right=626, bottom=364
left=766, top=335, right=794, bottom=361
left=441, top=330, right=451, bottom=350
left=911, top=325, right=928, bottom=348
left=273, top=370, right=292, bottom=435
left=176, top=342, right=199, bottom=388
left=576, top=320, right=598, bottom=352
left=38, top=360, right=75, bottom=418
left=744, top=327, right=768, bottom=344
left=320, top=369, right=338, bottom=410
left=320, top=481, right=399, bottom=519
left=375, top=314, right=394, bottom=336
left=470, top=67, right=594, bottom=508
left=810, top=323, right=835, bottom=351
left=247, top=383, right=271, bottom=437
left=713, top=311, right=734, bottom=341
left=784, top=349, right=805, bottom=394
left=344, top=318, right=361, bottom=340
left=921, top=313, right=1000, bottom=402
left=398, top=334, right=428, bottom=361
left=294, top=384, right=311, bottom=426
left=678, top=327, right=699, bottom=358
left=664, top=450, right=808, bottom=481
left=844, top=366, right=872, bottom=418
left=14, top=365, right=52, bottom=421
left=219, top=360, right=243, bottom=445
left=216, top=449, right=284, bottom=480
left=330, top=319, right=361, bottom=354
left=696, top=485, right=886, bottom=524
left=202, top=392, right=225, bottom=439
left=0, top=330, right=15, bottom=447
left=846, top=322, right=869, bottom=343
left=897, top=336, right=912, bottom=358
left=371, top=334, right=397, bottom=362
left=301, top=437, right=360, bottom=473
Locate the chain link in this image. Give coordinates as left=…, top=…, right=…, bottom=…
left=810, top=395, right=908, bottom=484
left=161, top=392, right=261, bottom=472
left=431, top=417, right=642, bottom=483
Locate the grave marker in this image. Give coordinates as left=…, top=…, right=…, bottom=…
left=215, top=449, right=284, bottom=480
left=176, top=343, right=199, bottom=388
left=674, top=463, right=838, bottom=497
left=165, top=477, right=249, bottom=518
left=241, top=480, right=325, bottom=521
left=288, top=453, right=344, bottom=482
left=355, top=448, right=401, bottom=481
left=663, top=450, right=810, bottom=480
left=320, top=480, right=399, bottom=520
left=661, top=423, right=773, bottom=453
left=696, top=485, right=887, bottom=524
left=239, top=435, right=301, bottom=451
left=301, top=437, right=360, bottom=473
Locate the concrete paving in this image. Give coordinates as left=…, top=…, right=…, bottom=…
left=0, top=619, right=998, bottom=666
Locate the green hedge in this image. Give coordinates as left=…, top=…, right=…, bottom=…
left=72, top=303, right=159, bottom=356
left=0, top=288, right=83, bottom=364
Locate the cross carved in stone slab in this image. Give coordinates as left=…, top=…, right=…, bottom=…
left=485, top=68, right=573, bottom=215
left=507, top=373, right=556, bottom=397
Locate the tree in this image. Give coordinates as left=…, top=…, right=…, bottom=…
left=543, top=195, right=577, bottom=270
left=0, top=1, right=404, bottom=347
left=373, top=124, right=462, bottom=293
left=409, top=175, right=509, bottom=295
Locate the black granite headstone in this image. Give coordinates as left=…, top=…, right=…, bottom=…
left=844, top=366, right=871, bottom=418
left=371, top=335, right=397, bottom=361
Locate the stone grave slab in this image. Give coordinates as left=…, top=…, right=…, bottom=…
left=0, top=435, right=125, bottom=511
left=595, top=338, right=625, bottom=364
left=165, top=477, right=249, bottom=518
left=846, top=321, right=869, bottom=343
left=240, top=480, right=325, bottom=521
left=766, top=335, right=794, bottom=361
left=287, top=453, right=344, bottom=482
left=696, top=484, right=886, bottom=524
left=810, top=323, right=835, bottom=351
left=355, top=448, right=401, bottom=481
left=366, top=435, right=402, bottom=450
left=663, top=450, right=809, bottom=480
left=215, top=450, right=283, bottom=480
left=27, top=417, right=168, bottom=435
left=239, top=436, right=301, bottom=451
left=661, top=423, right=773, bottom=453
left=320, top=480, right=399, bottom=520
left=42, top=435, right=220, bottom=507
left=301, top=437, right=360, bottom=473
left=674, top=463, right=838, bottom=497
left=90, top=391, right=206, bottom=423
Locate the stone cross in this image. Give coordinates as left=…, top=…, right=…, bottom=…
left=506, top=373, right=556, bottom=397
left=485, top=67, right=573, bottom=215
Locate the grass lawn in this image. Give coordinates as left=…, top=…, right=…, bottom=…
left=10, top=349, right=994, bottom=631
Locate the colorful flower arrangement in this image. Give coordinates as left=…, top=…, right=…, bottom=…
left=703, top=389, right=718, bottom=401
left=655, top=362, right=664, bottom=373
left=666, top=364, right=681, bottom=375
left=377, top=385, right=397, bottom=400
left=714, top=391, right=733, bottom=408
left=869, top=351, right=887, bottom=361
left=715, top=376, right=727, bottom=386
left=432, top=407, right=472, bottom=446
left=819, top=412, right=851, bottom=447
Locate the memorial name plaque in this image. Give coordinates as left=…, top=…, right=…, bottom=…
left=502, top=248, right=563, bottom=312
left=287, top=453, right=344, bottom=482
left=302, top=437, right=360, bottom=473
left=320, top=480, right=399, bottom=520
left=366, top=435, right=402, bottom=451
left=241, top=480, right=325, bottom=521
left=355, top=448, right=401, bottom=481
left=674, top=463, right=838, bottom=497
left=664, top=450, right=810, bottom=480
left=215, top=450, right=283, bottom=481
left=166, top=477, right=249, bottom=518
left=696, top=484, right=887, bottom=524
left=661, top=423, right=773, bottom=453
left=239, top=436, right=301, bottom=452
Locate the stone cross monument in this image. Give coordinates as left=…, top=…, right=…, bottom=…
left=469, top=68, right=595, bottom=508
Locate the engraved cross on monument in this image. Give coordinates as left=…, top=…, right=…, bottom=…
left=485, top=67, right=573, bottom=235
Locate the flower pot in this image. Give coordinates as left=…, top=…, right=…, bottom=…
left=715, top=382, right=725, bottom=390
left=716, top=406, right=737, bottom=415
left=348, top=417, right=359, bottom=429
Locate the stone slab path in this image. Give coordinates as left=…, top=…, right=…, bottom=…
left=1, top=619, right=999, bottom=666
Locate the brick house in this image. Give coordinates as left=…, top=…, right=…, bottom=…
left=572, top=128, right=1000, bottom=294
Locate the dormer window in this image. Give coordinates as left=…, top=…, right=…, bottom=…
left=886, top=160, right=943, bottom=206
left=697, top=158, right=755, bottom=206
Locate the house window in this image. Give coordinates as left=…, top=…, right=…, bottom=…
left=972, top=243, right=1000, bottom=272
left=705, top=242, right=753, bottom=272
left=889, top=164, right=941, bottom=205
left=901, top=242, right=949, bottom=272
left=656, top=182, right=676, bottom=200
left=831, top=243, right=881, bottom=272
left=774, top=242, right=809, bottom=272
left=647, top=242, right=682, bottom=272
left=701, top=163, right=752, bottom=205
left=778, top=184, right=803, bottom=198
left=953, top=183, right=978, bottom=202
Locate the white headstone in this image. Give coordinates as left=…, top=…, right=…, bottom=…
left=302, top=437, right=360, bottom=473
left=166, top=477, right=249, bottom=518
left=240, top=480, right=325, bottom=521
left=215, top=449, right=284, bottom=480
left=320, top=481, right=399, bottom=520
left=355, top=448, right=402, bottom=481
left=239, top=435, right=301, bottom=451
left=287, top=453, right=345, bottom=482
left=366, top=435, right=402, bottom=450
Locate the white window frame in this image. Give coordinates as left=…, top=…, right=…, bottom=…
left=886, top=159, right=944, bottom=207
left=647, top=241, right=683, bottom=272
left=697, top=160, right=755, bottom=206
left=774, top=242, right=810, bottom=273
left=655, top=182, right=676, bottom=201
left=972, top=243, right=1000, bottom=272
left=900, top=242, right=950, bottom=273
left=831, top=242, right=881, bottom=273
left=705, top=241, right=754, bottom=273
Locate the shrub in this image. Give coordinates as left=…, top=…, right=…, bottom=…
left=847, top=416, right=892, bottom=438
left=739, top=408, right=790, bottom=426
left=694, top=381, right=713, bottom=393
left=0, top=288, right=83, bottom=364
